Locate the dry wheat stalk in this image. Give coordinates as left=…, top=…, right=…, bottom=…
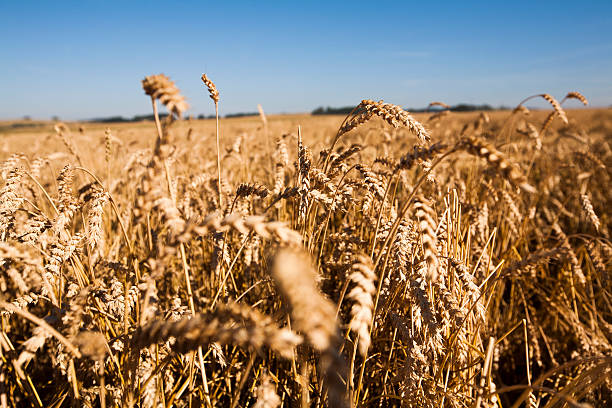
left=1, top=153, right=26, bottom=178
left=85, top=188, right=109, bottom=254
left=201, top=73, right=220, bottom=103
left=428, top=101, right=451, bottom=109
left=413, top=196, right=440, bottom=282
left=515, top=93, right=568, bottom=137
left=552, top=223, right=586, bottom=285
left=53, top=165, right=79, bottom=232
left=573, top=150, right=606, bottom=170
left=0, top=292, right=40, bottom=317
left=395, top=143, right=446, bottom=173
left=355, top=164, right=386, bottom=215
left=201, top=73, right=223, bottom=209
left=513, top=105, right=530, bottom=115
left=586, top=241, right=608, bottom=284
left=337, top=110, right=375, bottom=138
left=540, top=111, right=557, bottom=134
left=269, top=249, right=347, bottom=408
left=178, top=214, right=302, bottom=247
left=270, top=249, right=337, bottom=351
left=5, top=265, right=30, bottom=295
left=360, top=99, right=430, bottom=142
left=142, top=74, right=189, bottom=118
left=154, top=196, right=186, bottom=239
left=563, top=91, right=588, bottom=106
left=526, top=123, right=542, bottom=150
left=297, top=132, right=311, bottom=224
left=347, top=254, right=377, bottom=356
left=272, top=136, right=289, bottom=195
left=336, top=99, right=430, bottom=144
left=104, top=128, right=112, bottom=164
left=257, top=103, right=268, bottom=126
left=327, top=144, right=363, bottom=176
left=133, top=302, right=302, bottom=359
left=253, top=372, right=281, bottom=408
left=15, top=324, right=51, bottom=369
left=0, top=167, right=24, bottom=237
left=54, top=123, right=82, bottom=165
left=535, top=94, right=568, bottom=123
left=579, top=194, right=600, bottom=231
left=459, top=136, right=535, bottom=193
left=501, top=248, right=566, bottom=278
left=235, top=183, right=269, bottom=199
left=437, top=280, right=465, bottom=326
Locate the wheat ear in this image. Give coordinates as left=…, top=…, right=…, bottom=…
left=562, top=91, right=588, bottom=106
left=459, top=136, right=535, bottom=193
left=427, top=101, right=451, bottom=109
left=269, top=248, right=348, bottom=408
left=142, top=74, right=189, bottom=118
left=360, top=99, right=430, bottom=142
left=580, top=194, right=600, bottom=231
left=201, top=74, right=223, bottom=208
left=413, top=196, right=440, bottom=282
left=515, top=93, right=568, bottom=125
left=133, top=302, right=301, bottom=359
left=347, top=254, right=377, bottom=356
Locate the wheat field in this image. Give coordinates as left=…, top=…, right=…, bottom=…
left=0, top=76, right=610, bottom=407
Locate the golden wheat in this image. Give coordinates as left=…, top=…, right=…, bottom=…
left=0, top=82, right=609, bottom=408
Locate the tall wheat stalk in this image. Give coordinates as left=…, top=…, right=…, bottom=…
left=201, top=74, right=222, bottom=208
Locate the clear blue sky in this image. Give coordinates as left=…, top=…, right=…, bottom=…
left=1, top=1, right=611, bottom=120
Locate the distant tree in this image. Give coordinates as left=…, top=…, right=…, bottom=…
left=225, top=112, right=258, bottom=118
left=89, top=116, right=128, bottom=123
left=312, top=106, right=325, bottom=115
left=51, top=116, right=60, bottom=121
left=451, top=104, right=493, bottom=112
left=22, top=115, right=31, bottom=121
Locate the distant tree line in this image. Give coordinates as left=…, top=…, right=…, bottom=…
left=224, top=112, right=258, bottom=118
left=88, top=113, right=172, bottom=123
left=450, top=104, right=497, bottom=112
left=311, top=103, right=500, bottom=115
left=87, top=112, right=262, bottom=123
left=81, top=104, right=506, bottom=123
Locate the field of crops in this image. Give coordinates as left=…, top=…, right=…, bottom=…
left=0, top=75, right=610, bottom=407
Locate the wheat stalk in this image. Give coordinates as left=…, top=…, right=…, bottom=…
left=186, top=214, right=302, bottom=246
left=360, top=99, right=430, bottom=142
left=347, top=254, right=377, bottom=356
left=427, top=101, right=451, bottom=110
left=580, top=194, right=600, bottom=231
left=562, top=91, right=588, bottom=106
left=133, top=302, right=302, bottom=359
left=253, top=372, right=281, bottom=408
left=270, top=248, right=347, bottom=408
left=458, top=136, right=535, bottom=192
left=142, top=73, right=189, bottom=118
left=515, top=93, right=568, bottom=125
left=413, top=196, right=440, bottom=282
left=201, top=74, right=223, bottom=209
